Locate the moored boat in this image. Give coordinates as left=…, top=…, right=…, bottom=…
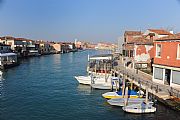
left=107, top=98, right=146, bottom=107
left=122, top=102, right=156, bottom=113
left=74, top=76, right=91, bottom=85
left=102, top=90, right=143, bottom=99
left=122, top=87, right=156, bottom=113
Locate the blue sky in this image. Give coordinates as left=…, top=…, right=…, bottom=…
left=0, top=0, right=180, bottom=43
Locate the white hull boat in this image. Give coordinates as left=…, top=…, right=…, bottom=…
left=75, top=74, right=117, bottom=82
left=122, top=102, right=156, bottom=113
left=90, top=77, right=120, bottom=90
left=91, top=83, right=112, bottom=90
left=102, top=90, right=143, bottom=99
left=107, top=98, right=146, bottom=107
left=74, top=75, right=111, bottom=85
left=74, top=76, right=91, bottom=85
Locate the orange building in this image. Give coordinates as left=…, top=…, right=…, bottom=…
left=122, top=29, right=172, bottom=70
left=152, top=33, right=180, bottom=88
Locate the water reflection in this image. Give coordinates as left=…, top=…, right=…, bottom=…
left=77, top=84, right=92, bottom=95
left=0, top=70, right=5, bottom=96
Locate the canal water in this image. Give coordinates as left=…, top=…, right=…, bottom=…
left=0, top=50, right=179, bottom=120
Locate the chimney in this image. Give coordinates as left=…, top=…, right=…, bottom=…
left=170, top=31, right=174, bottom=34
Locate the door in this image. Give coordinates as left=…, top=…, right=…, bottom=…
left=165, top=69, right=171, bottom=85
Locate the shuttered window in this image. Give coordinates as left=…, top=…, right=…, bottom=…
left=156, top=44, right=162, bottom=57
left=177, top=44, right=180, bottom=59
left=154, top=67, right=163, bottom=80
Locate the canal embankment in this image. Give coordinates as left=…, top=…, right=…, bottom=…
left=113, top=56, right=180, bottom=111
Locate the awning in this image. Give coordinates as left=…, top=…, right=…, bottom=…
left=0, top=53, right=17, bottom=57
left=90, top=54, right=112, bottom=60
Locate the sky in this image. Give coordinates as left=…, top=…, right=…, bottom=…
left=0, top=0, right=180, bottom=43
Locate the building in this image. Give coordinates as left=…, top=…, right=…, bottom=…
left=122, top=31, right=143, bottom=58
left=75, top=41, right=83, bottom=49
left=36, top=40, right=51, bottom=55
left=51, top=43, right=61, bottom=54
left=0, top=43, right=12, bottom=53
left=0, top=36, right=39, bottom=57
left=96, top=42, right=117, bottom=50
left=143, top=29, right=173, bottom=39
left=122, top=29, right=173, bottom=69
left=133, top=36, right=154, bottom=70
left=0, top=39, right=18, bottom=69
left=152, top=33, right=180, bottom=88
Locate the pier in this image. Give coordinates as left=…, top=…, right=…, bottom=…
left=113, top=55, right=180, bottom=111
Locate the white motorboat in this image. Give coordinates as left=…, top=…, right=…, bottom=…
left=102, top=90, right=143, bottom=99
left=91, top=83, right=112, bottom=90
left=122, top=102, right=156, bottom=113
left=90, top=77, right=120, bottom=90
left=122, top=88, right=156, bottom=113
left=107, top=98, right=146, bottom=107
left=74, top=74, right=112, bottom=85
left=74, top=76, right=91, bottom=85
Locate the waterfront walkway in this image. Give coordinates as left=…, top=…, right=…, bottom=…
left=114, top=59, right=180, bottom=100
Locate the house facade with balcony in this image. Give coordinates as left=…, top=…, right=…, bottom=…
left=152, top=34, right=180, bottom=88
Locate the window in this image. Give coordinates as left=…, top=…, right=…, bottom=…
left=177, top=44, right=180, bottom=59
left=156, top=44, right=162, bottom=57
left=172, top=70, right=180, bottom=85
left=154, top=67, right=163, bottom=80
left=130, top=50, right=134, bottom=57
left=123, top=50, right=126, bottom=56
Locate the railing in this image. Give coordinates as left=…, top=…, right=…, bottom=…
left=115, top=65, right=180, bottom=98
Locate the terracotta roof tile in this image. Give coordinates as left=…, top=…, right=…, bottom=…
left=155, top=33, right=180, bottom=41
left=148, top=29, right=172, bottom=35
left=124, top=31, right=142, bottom=36
left=132, top=36, right=153, bottom=44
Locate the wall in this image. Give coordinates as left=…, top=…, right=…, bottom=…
left=154, top=41, right=180, bottom=67
left=53, top=44, right=61, bottom=52
left=134, top=44, right=154, bottom=63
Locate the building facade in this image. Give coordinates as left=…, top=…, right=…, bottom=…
left=152, top=34, right=180, bottom=88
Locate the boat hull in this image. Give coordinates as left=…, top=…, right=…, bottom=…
left=102, top=90, right=143, bottom=99
left=122, top=102, right=156, bottom=113
left=107, top=98, right=145, bottom=107
left=74, top=76, right=91, bottom=85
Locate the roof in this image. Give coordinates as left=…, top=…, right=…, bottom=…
left=155, top=33, right=180, bottom=41
left=124, top=31, right=142, bottom=36
left=90, top=54, right=113, bottom=60
left=15, top=38, right=34, bottom=42
left=0, top=53, right=17, bottom=57
left=148, top=29, right=172, bottom=35
left=133, top=36, right=153, bottom=44
left=0, top=36, right=15, bottom=40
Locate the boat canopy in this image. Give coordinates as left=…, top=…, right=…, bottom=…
left=0, top=53, right=17, bottom=57
left=89, top=54, right=112, bottom=60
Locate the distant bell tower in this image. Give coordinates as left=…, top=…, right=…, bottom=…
left=74, top=38, right=78, bottom=45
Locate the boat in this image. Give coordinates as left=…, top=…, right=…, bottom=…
left=102, top=90, right=143, bottom=99
left=75, top=53, right=119, bottom=90
left=122, top=88, right=156, bottom=113
left=74, top=74, right=112, bottom=85
left=107, top=98, right=146, bottom=107
left=91, top=83, right=112, bottom=90
left=90, top=77, right=120, bottom=90
left=0, top=71, right=3, bottom=78
left=74, top=76, right=92, bottom=85
left=122, top=102, right=156, bottom=113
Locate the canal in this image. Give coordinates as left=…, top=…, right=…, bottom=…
left=0, top=50, right=179, bottom=120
